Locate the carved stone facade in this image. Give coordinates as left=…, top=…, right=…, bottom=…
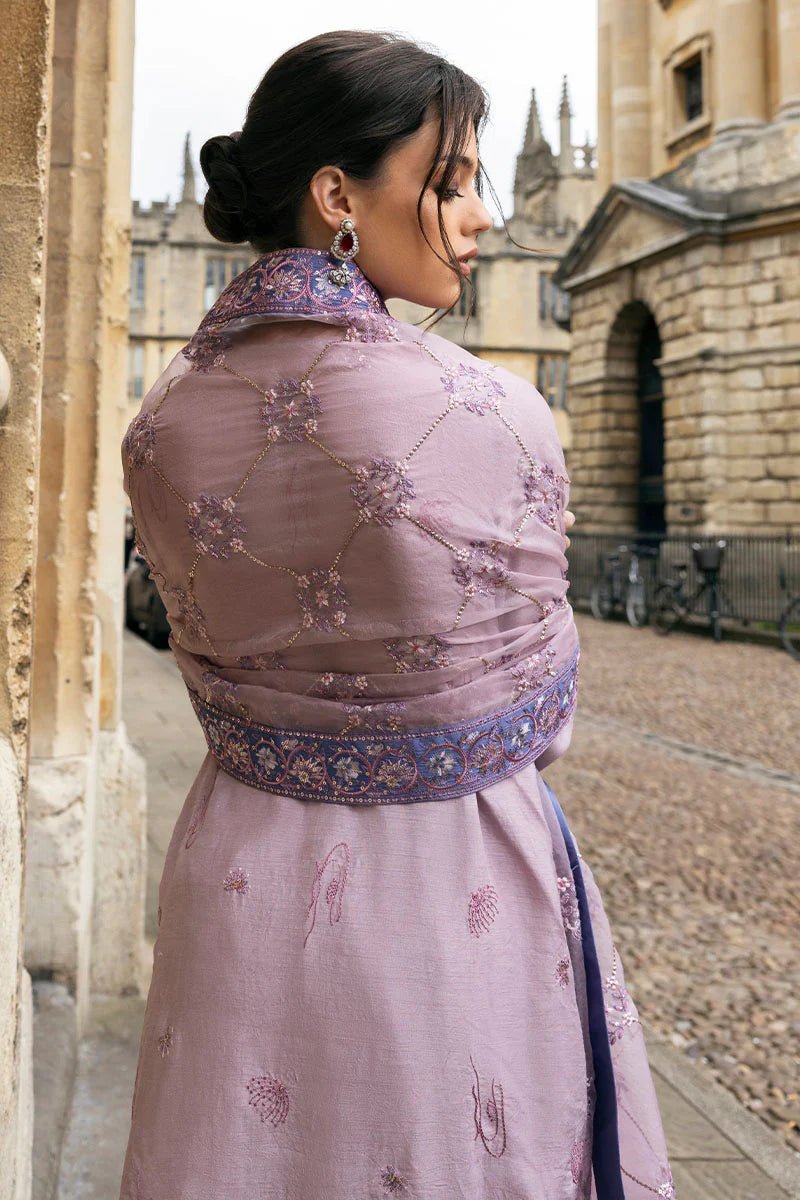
left=0, top=1, right=146, bottom=1195
left=555, top=0, right=800, bottom=536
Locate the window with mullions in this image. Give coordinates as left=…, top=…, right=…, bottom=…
left=128, top=343, right=145, bottom=402
left=130, top=252, right=146, bottom=309
left=204, top=257, right=228, bottom=310
left=536, top=354, right=568, bottom=408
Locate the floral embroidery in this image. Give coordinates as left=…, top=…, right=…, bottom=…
left=308, top=670, right=369, bottom=700
left=468, top=883, right=499, bottom=937
left=187, top=249, right=389, bottom=354
left=509, top=646, right=557, bottom=700
left=246, top=1074, right=290, bottom=1126
left=557, top=874, right=582, bottom=941
left=287, top=751, right=327, bottom=790
left=258, top=377, right=320, bottom=442
left=555, top=957, right=571, bottom=988
left=384, top=634, right=451, bottom=672
left=380, top=1166, right=409, bottom=1193
left=236, top=650, right=286, bottom=670
left=200, top=668, right=247, bottom=715
left=303, top=841, right=351, bottom=949
left=182, top=327, right=230, bottom=373
left=518, top=454, right=569, bottom=531
left=186, top=647, right=580, bottom=804
left=453, top=540, right=509, bottom=597
left=123, top=411, right=157, bottom=469
left=470, top=1055, right=507, bottom=1158
left=296, top=566, right=349, bottom=632
left=656, top=1166, right=676, bottom=1199
left=570, top=1134, right=591, bottom=1191
left=170, top=585, right=209, bottom=644
left=223, top=866, right=250, bottom=895
left=351, top=458, right=415, bottom=525
left=373, top=754, right=417, bottom=790
left=441, top=362, right=506, bottom=414
left=418, top=744, right=465, bottom=785
left=157, top=1025, right=174, bottom=1058
left=186, top=494, right=246, bottom=559
left=344, top=310, right=401, bottom=342
left=604, top=945, right=641, bottom=1044
left=340, top=700, right=407, bottom=734
left=468, top=734, right=506, bottom=776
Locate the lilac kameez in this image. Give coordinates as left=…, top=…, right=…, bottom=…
left=119, top=246, right=674, bottom=1200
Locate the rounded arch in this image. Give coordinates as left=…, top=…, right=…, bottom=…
left=604, top=300, right=666, bottom=534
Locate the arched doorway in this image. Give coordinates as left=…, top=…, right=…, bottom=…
left=605, top=301, right=666, bottom=535
left=636, top=312, right=666, bottom=534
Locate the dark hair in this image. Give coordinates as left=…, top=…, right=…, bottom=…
left=199, top=29, right=506, bottom=327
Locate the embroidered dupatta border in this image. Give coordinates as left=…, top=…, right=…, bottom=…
left=186, top=647, right=580, bottom=805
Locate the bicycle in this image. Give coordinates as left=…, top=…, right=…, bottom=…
left=777, top=552, right=800, bottom=660
left=653, top=539, right=741, bottom=642
left=590, top=543, right=660, bottom=628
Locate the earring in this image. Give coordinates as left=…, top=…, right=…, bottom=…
left=328, top=218, right=360, bottom=287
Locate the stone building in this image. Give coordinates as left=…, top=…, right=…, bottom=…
left=129, top=135, right=255, bottom=405
left=555, top=0, right=800, bottom=535
left=388, top=77, right=600, bottom=449
left=0, top=1, right=147, bottom=1196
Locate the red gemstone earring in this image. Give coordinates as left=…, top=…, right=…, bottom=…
left=328, top=217, right=360, bottom=286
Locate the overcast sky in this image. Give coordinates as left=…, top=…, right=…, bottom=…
left=131, top=0, right=598, bottom=224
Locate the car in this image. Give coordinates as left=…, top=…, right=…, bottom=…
left=124, top=533, right=171, bottom=649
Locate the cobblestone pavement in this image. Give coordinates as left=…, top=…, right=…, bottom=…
left=545, top=612, right=800, bottom=1153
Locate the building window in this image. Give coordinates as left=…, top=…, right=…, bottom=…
left=129, top=343, right=145, bottom=403
left=664, top=34, right=711, bottom=148
left=204, top=257, right=228, bottom=310
left=536, top=354, right=568, bottom=408
left=130, top=252, right=146, bottom=309
left=539, top=272, right=570, bottom=325
left=678, top=54, right=703, bottom=122
left=229, top=257, right=250, bottom=282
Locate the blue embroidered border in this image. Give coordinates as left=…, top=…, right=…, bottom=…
left=544, top=780, right=625, bottom=1200
left=186, top=647, right=579, bottom=805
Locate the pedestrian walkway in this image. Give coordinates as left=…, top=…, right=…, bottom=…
left=54, top=625, right=800, bottom=1199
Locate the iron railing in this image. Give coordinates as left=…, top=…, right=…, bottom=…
left=565, top=531, right=800, bottom=627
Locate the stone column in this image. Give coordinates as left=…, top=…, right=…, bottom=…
left=0, top=1, right=54, bottom=1193
left=715, top=0, right=768, bottom=134
left=597, top=0, right=613, bottom=191
left=610, top=0, right=651, bottom=180
left=25, top=0, right=147, bottom=1024
left=776, top=0, right=800, bottom=119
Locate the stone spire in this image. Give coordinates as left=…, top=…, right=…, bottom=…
left=558, top=75, right=574, bottom=173
left=181, top=131, right=196, bottom=203
left=513, top=87, right=556, bottom=214
left=523, top=88, right=546, bottom=151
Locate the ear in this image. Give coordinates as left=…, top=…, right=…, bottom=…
left=307, top=165, right=355, bottom=234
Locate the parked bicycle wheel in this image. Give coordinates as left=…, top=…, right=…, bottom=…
left=653, top=583, right=681, bottom=635
left=626, top=578, right=649, bottom=628
left=590, top=579, right=614, bottom=620
left=779, top=595, right=800, bottom=659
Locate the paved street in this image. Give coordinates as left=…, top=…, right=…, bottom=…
left=56, top=619, right=800, bottom=1198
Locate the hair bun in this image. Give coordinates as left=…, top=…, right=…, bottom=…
left=199, top=132, right=250, bottom=244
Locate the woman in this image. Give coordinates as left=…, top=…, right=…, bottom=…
left=120, top=29, right=673, bottom=1200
